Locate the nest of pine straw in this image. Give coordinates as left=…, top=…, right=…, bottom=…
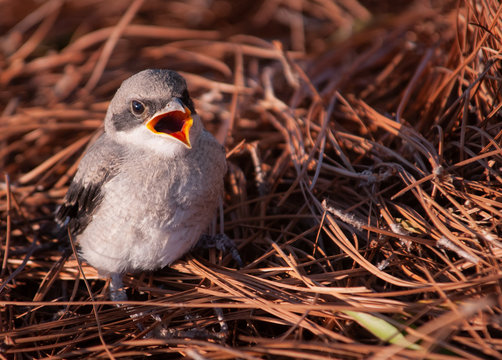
left=1, top=0, right=502, bottom=358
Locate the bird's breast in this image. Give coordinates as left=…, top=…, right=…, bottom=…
left=76, top=140, right=225, bottom=274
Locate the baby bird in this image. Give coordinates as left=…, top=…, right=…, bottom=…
left=57, top=69, right=227, bottom=299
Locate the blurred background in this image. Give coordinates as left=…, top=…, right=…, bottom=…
left=1, top=0, right=501, bottom=359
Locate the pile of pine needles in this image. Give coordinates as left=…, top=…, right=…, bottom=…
left=1, top=0, right=501, bottom=358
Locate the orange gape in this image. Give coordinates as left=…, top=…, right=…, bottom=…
left=146, top=107, right=193, bottom=148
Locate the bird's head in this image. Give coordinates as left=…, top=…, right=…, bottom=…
left=104, top=69, right=202, bottom=156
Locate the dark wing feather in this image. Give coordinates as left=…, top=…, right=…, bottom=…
left=56, top=134, right=122, bottom=236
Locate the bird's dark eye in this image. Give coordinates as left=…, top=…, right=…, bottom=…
left=131, top=100, right=145, bottom=115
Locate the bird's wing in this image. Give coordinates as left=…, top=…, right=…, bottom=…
left=56, top=134, right=123, bottom=236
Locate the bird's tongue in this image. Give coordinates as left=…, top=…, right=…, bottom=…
left=152, top=111, right=185, bottom=134
left=146, top=110, right=193, bottom=148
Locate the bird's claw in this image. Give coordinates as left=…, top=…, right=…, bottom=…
left=196, top=233, right=243, bottom=267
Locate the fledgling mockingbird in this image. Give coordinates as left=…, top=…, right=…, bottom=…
left=57, top=69, right=232, bottom=301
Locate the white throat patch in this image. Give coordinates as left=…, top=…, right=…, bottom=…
left=114, top=125, right=189, bottom=157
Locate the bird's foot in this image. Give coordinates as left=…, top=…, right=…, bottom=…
left=155, top=307, right=229, bottom=341
left=109, top=273, right=160, bottom=336
left=196, top=234, right=242, bottom=267
left=109, top=275, right=230, bottom=341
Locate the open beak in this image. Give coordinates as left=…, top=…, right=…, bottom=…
left=145, top=99, right=193, bottom=148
